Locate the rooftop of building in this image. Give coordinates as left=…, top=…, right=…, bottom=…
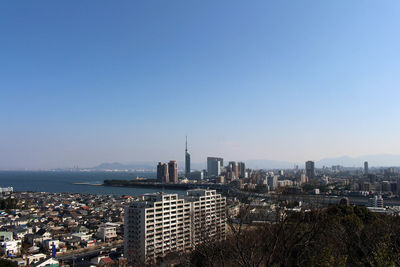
left=127, top=189, right=222, bottom=207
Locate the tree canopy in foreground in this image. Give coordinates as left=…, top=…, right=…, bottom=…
left=187, top=205, right=400, bottom=267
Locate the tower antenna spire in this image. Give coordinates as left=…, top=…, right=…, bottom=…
left=185, top=135, right=190, bottom=176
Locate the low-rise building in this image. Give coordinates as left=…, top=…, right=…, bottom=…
left=369, top=195, right=384, bottom=208
left=97, top=223, right=117, bottom=241
left=0, top=240, right=22, bottom=256
left=26, top=253, right=48, bottom=265
left=0, top=231, right=14, bottom=241
left=31, top=257, right=59, bottom=267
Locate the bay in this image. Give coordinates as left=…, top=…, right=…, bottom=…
left=0, top=171, right=186, bottom=196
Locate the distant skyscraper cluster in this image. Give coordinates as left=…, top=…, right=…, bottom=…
left=157, top=137, right=249, bottom=184
left=157, top=160, right=178, bottom=184
left=225, top=161, right=246, bottom=179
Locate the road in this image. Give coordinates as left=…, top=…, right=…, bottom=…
left=57, top=242, right=123, bottom=262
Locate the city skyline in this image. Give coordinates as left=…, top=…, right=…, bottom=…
left=2, top=1, right=400, bottom=169
left=5, top=149, right=400, bottom=170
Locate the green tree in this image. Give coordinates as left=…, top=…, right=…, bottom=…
left=0, top=259, right=18, bottom=267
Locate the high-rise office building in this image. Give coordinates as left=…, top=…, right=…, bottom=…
left=233, top=162, right=239, bottom=178
left=305, top=161, right=315, bottom=179
left=124, top=189, right=226, bottom=263
left=185, top=136, right=191, bottom=176
left=238, top=162, right=245, bottom=178
left=157, top=162, right=169, bottom=183
left=234, top=162, right=239, bottom=178
left=228, top=161, right=238, bottom=179
left=168, top=160, right=178, bottom=184
left=157, top=162, right=162, bottom=182
left=364, top=161, right=369, bottom=175
left=207, top=157, right=224, bottom=177
left=267, top=175, right=278, bottom=191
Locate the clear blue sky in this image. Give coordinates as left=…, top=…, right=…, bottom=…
left=1, top=1, right=400, bottom=169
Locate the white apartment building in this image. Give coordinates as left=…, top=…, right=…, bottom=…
left=369, top=195, right=384, bottom=208
left=277, top=179, right=294, bottom=188
left=184, top=189, right=226, bottom=245
left=124, top=189, right=226, bottom=263
left=97, top=223, right=118, bottom=241
left=0, top=240, right=21, bottom=256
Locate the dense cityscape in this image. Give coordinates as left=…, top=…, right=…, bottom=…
left=1, top=138, right=400, bottom=266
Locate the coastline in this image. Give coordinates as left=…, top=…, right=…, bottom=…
left=72, top=182, right=103, bottom=186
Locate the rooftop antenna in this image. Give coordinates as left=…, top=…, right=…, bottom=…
left=185, top=135, right=188, bottom=153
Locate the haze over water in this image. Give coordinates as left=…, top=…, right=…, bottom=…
left=0, top=171, right=185, bottom=196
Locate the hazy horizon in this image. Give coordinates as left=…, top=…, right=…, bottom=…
left=3, top=153, right=400, bottom=170
left=1, top=1, right=400, bottom=169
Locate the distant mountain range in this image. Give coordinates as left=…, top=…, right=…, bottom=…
left=92, top=161, right=205, bottom=171
left=91, top=154, right=400, bottom=171
left=93, top=162, right=157, bottom=170
left=316, top=154, right=400, bottom=168
left=91, top=159, right=296, bottom=170
left=236, top=155, right=400, bottom=169
left=243, top=160, right=296, bottom=169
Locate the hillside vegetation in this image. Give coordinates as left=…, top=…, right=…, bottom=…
left=188, top=205, right=400, bottom=267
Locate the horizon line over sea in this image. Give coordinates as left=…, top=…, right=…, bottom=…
left=0, top=171, right=186, bottom=196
